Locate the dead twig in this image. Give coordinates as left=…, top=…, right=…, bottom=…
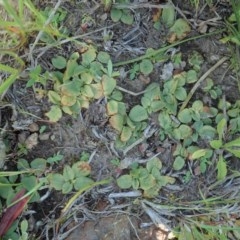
left=113, top=3, right=171, bottom=10
left=116, top=86, right=147, bottom=96
left=180, top=56, right=229, bottom=111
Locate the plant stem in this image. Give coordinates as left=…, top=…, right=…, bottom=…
left=180, top=56, right=229, bottom=111
left=113, top=29, right=225, bottom=67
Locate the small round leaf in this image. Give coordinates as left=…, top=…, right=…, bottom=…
left=97, top=51, right=111, bottom=64
left=129, top=105, right=148, bottom=122
left=140, top=59, right=153, bottom=75
left=173, top=156, right=185, bottom=171
left=110, top=8, right=122, bottom=22
left=178, top=109, right=192, bottom=123
left=117, top=175, right=132, bottom=189
left=52, top=56, right=67, bottom=69
left=45, top=106, right=62, bottom=122
left=120, top=126, right=132, bottom=142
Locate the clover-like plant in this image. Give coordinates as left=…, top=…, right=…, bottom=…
left=110, top=0, right=133, bottom=25
left=117, top=157, right=175, bottom=198
left=45, top=47, right=117, bottom=122
left=191, top=118, right=240, bottom=180
left=49, top=161, right=94, bottom=194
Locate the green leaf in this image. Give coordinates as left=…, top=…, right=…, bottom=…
left=161, top=5, right=175, bottom=27
left=146, top=157, right=162, bottom=172
left=0, top=178, right=13, bottom=199
left=45, top=106, right=62, bottom=122
left=62, top=182, right=73, bottom=194
left=61, top=80, right=81, bottom=96
left=158, top=111, right=172, bottom=128
left=217, top=155, right=227, bottom=181
left=62, top=106, right=73, bottom=115
left=188, top=51, right=204, bottom=72
left=102, top=75, right=116, bottom=96
left=132, top=178, right=139, bottom=190
left=174, top=125, right=192, bottom=140
left=192, top=100, right=203, bottom=111
left=169, top=18, right=191, bottom=40
left=72, top=161, right=91, bottom=177
left=225, top=148, right=240, bottom=158
left=178, top=109, right=192, bottom=123
left=82, top=48, right=96, bottom=65
left=61, top=95, right=77, bottom=106
left=63, top=165, right=75, bottom=181
left=173, top=156, right=185, bottom=170
left=224, top=137, right=240, bottom=148
left=110, top=8, right=122, bottom=22
left=22, top=176, right=37, bottom=191
left=30, top=158, right=46, bottom=172
left=74, top=176, right=94, bottom=190
left=47, top=153, right=63, bottom=164
left=21, top=220, right=28, bottom=234
left=117, top=175, right=132, bottom=189
left=120, top=126, right=132, bottom=142
left=151, top=101, right=165, bottom=112
left=110, top=90, right=123, bottom=101
left=82, top=85, right=94, bottom=98
left=198, top=125, right=216, bottom=140
left=52, top=56, right=67, bottom=69
left=97, top=51, right=111, bottom=64
left=143, top=185, right=160, bottom=198
left=48, top=91, right=61, bottom=104
left=217, top=118, right=227, bottom=140
left=121, top=9, right=134, bottom=25
left=175, top=87, right=187, bottom=101
left=186, top=70, right=198, bottom=83
left=81, top=72, right=93, bottom=84
left=63, top=53, right=79, bottom=81
left=117, top=102, right=126, bottom=115
left=49, top=174, right=65, bottom=190
left=129, top=105, right=148, bottom=122
left=151, top=167, right=161, bottom=179
left=157, top=175, right=175, bottom=187
left=109, top=114, right=124, bottom=132
left=210, top=140, right=223, bottom=149
left=139, top=174, right=156, bottom=190
left=17, top=159, right=30, bottom=170
left=102, top=0, right=113, bottom=11
left=141, top=96, right=151, bottom=109
left=140, top=59, right=153, bottom=75
left=107, top=100, right=119, bottom=115
left=191, top=149, right=208, bottom=160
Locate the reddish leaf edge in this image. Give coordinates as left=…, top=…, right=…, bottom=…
left=0, top=189, right=30, bottom=237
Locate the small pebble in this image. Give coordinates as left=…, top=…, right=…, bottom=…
left=39, top=133, right=51, bottom=141
left=28, top=122, right=39, bottom=132
left=18, top=131, right=29, bottom=144
left=25, top=133, right=38, bottom=150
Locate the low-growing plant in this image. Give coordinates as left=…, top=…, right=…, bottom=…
left=110, top=0, right=133, bottom=25
left=0, top=151, right=108, bottom=239
left=48, top=160, right=94, bottom=194
left=45, top=48, right=117, bottom=122
left=117, top=157, right=175, bottom=198
left=191, top=118, right=240, bottom=180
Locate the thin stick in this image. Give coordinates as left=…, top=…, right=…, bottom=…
left=113, top=3, right=171, bottom=9
left=113, top=29, right=225, bottom=67
left=180, top=56, right=229, bottom=112
left=116, top=86, right=147, bottom=96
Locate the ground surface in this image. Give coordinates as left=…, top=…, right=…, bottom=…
left=1, top=0, right=240, bottom=240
